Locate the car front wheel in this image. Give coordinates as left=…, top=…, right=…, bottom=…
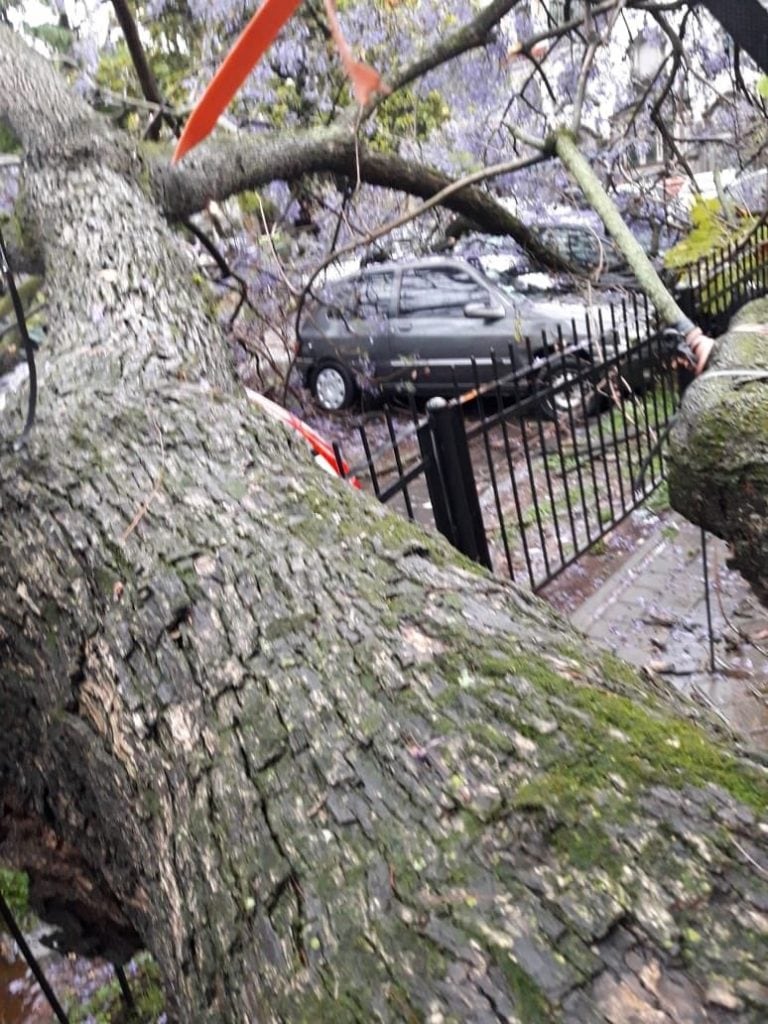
left=312, top=362, right=356, bottom=412
left=535, top=356, right=599, bottom=420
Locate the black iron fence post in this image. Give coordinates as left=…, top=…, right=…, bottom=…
left=700, top=527, right=717, bottom=673
left=418, top=397, right=492, bottom=570
left=0, top=890, right=70, bottom=1023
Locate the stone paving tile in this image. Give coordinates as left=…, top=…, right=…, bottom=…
left=571, top=513, right=768, bottom=749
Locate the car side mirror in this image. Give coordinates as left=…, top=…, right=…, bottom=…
left=464, top=301, right=505, bottom=321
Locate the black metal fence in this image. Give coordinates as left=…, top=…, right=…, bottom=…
left=675, top=220, right=768, bottom=335
left=340, top=320, right=678, bottom=591
left=337, top=231, right=768, bottom=590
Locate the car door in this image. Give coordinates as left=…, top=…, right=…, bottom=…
left=309, top=270, right=395, bottom=384
left=389, top=265, right=517, bottom=394
left=347, top=270, right=396, bottom=391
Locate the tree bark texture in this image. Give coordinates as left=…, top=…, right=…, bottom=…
left=1, top=26, right=768, bottom=1024
left=669, top=298, right=768, bottom=602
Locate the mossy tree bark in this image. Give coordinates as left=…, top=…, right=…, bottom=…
left=668, top=298, right=768, bottom=602
left=1, top=26, right=768, bottom=1024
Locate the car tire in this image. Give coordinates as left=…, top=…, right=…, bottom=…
left=535, top=356, right=599, bottom=420
left=311, top=362, right=356, bottom=412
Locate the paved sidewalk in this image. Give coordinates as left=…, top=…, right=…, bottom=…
left=571, top=513, right=768, bottom=748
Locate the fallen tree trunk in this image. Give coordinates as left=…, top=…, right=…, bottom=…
left=669, top=298, right=768, bottom=603
left=1, top=25, right=767, bottom=1024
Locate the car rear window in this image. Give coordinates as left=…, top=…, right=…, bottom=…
left=399, top=268, right=489, bottom=318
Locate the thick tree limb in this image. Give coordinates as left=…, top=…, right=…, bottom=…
left=669, top=298, right=768, bottom=602
left=152, top=129, right=572, bottom=269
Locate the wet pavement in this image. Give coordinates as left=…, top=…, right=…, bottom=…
left=0, top=936, right=51, bottom=1024
left=568, top=511, right=768, bottom=749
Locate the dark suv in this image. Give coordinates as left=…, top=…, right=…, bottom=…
left=296, top=257, right=595, bottom=411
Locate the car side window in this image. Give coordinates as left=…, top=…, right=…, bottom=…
left=356, top=272, right=394, bottom=319
left=398, top=268, right=489, bottom=318
left=324, top=273, right=393, bottom=327
left=324, top=281, right=356, bottom=321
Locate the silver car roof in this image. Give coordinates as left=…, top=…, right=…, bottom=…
left=351, top=255, right=489, bottom=277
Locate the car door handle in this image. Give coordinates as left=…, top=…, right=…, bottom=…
left=396, top=324, right=413, bottom=332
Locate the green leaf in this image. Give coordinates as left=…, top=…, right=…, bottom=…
left=0, top=868, right=29, bottom=926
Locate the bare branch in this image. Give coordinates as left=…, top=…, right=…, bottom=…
left=648, top=8, right=697, bottom=181
left=110, top=0, right=171, bottom=140
left=571, top=1, right=628, bottom=132
left=182, top=217, right=252, bottom=324
left=513, top=0, right=623, bottom=55
left=383, top=0, right=522, bottom=100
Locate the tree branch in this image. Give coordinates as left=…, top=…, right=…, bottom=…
left=554, top=128, right=692, bottom=328
left=152, top=131, right=571, bottom=269
left=110, top=0, right=187, bottom=142
left=648, top=9, right=697, bottom=181
left=380, top=0, right=522, bottom=100
left=571, top=1, right=628, bottom=132
left=182, top=217, right=251, bottom=324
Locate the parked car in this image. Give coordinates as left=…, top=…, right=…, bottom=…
left=457, top=223, right=637, bottom=297
left=536, top=222, right=628, bottom=276
left=296, top=256, right=610, bottom=412
left=722, top=169, right=768, bottom=215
